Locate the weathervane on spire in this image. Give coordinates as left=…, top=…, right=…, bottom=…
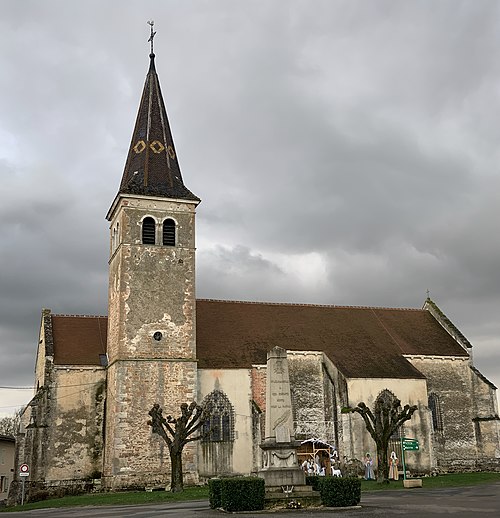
left=147, top=20, right=156, bottom=55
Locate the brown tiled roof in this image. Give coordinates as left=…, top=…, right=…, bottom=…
left=51, top=315, right=107, bottom=366
left=47, top=300, right=468, bottom=379
left=195, top=300, right=469, bottom=378
left=116, top=54, right=199, bottom=202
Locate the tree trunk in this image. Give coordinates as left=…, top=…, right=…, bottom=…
left=170, top=445, right=184, bottom=492
left=376, top=441, right=390, bottom=483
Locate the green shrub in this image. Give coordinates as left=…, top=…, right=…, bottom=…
left=320, top=477, right=361, bottom=507
left=208, top=478, right=222, bottom=509
left=305, top=475, right=322, bottom=491
left=220, top=477, right=265, bottom=512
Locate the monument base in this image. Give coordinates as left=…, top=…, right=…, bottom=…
left=258, top=466, right=306, bottom=487
left=259, top=440, right=305, bottom=486
left=263, top=484, right=321, bottom=508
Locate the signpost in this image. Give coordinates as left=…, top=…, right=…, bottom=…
left=19, top=463, right=29, bottom=505
left=400, top=438, right=419, bottom=481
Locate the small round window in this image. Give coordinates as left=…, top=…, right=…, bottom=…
left=153, top=331, right=163, bottom=342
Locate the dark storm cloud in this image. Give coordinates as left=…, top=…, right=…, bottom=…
left=1, top=0, right=499, bottom=409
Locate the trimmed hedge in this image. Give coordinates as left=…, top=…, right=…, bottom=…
left=319, top=477, right=361, bottom=507
left=220, top=477, right=265, bottom=512
left=305, top=475, right=322, bottom=491
left=208, top=478, right=222, bottom=509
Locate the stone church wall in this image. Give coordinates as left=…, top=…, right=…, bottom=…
left=345, top=378, right=432, bottom=474
left=407, top=356, right=483, bottom=471
left=103, top=360, right=198, bottom=489
left=470, top=367, right=500, bottom=467
left=198, top=369, right=254, bottom=478
left=288, top=352, right=336, bottom=443
left=11, top=365, right=105, bottom=503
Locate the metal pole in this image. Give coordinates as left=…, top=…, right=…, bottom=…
left=21, top=477, right=25, bottom=506
left=400, top=437, right=407, bottom=481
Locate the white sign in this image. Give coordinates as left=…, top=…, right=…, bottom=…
left=19, top=463, right=30, bottom=477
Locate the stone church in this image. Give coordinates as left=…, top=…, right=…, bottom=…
left=13, top=46, right=500, bottom=495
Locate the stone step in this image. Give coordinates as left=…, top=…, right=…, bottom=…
left=265, top=485, right=316, bottom=494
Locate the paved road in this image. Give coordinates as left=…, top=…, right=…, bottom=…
left=2, top=482, right=499, bottom=517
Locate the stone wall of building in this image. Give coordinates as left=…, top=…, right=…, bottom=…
left=470, top=367, right=500, bottom=468
left=104, top=197, right=199, bottom=489
left=288, top=352, right=336, bottom=442
left=407, top=356, right=480, bottom=471
left=10, top=365, right=105, bottom=504
left=198, top=369, right=254, bottom=478
left=345, top=377, right=432, bottom=474
left=104, top=360, right=198, bottom=489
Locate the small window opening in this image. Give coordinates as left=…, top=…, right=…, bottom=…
left=142, top=217, right=156, bottom=244
left=162, top=219, right=176, bottom=246
left=428, top=393, right=443, bottom=432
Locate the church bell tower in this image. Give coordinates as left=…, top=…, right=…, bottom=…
left=103, top=26, right=200, bottom=488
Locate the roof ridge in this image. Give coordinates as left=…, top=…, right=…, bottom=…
left=196, top=298, right=423, bottom=311
left=51, top=314, right=108, bottom=319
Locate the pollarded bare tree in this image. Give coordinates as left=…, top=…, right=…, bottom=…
left=342, top=390, right=418, bottom=482
left=148, top=402, right=208, bottom=492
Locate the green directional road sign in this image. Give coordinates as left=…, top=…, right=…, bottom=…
left=402, top=438, right=419, bottom=451
left=400, top=437, right=420, bottom=480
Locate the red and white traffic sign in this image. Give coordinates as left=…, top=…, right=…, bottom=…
left=19, top=463, right=30, bottom=477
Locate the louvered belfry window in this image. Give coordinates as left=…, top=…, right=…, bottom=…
left=142, top=217, right=156, bottom=244
left=163, top=218, right=176, bottom=246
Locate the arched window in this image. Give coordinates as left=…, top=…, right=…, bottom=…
left=428, top=393, right=443, bottom=432
left=142, top=217, right=156, bottom=244
left=201, top=390, right=235, bottom=442
left=162, top=218, right=176, bottom=246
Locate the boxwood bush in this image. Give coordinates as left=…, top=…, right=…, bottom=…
left=319, top=477, right=361, bottom=507
left=305, top=475, right=322, bottom=491
left=220, top=477, right=265, bottom=512
left=208, top=478, right=222, bottom=509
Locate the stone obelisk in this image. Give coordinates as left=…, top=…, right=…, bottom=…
left=259, top=346, right=305, bottom=486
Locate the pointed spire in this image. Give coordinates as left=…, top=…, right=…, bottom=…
left=118, top=23, right=199, bottom=202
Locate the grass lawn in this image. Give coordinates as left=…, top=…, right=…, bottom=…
left=3, top=472, right=500, bottom=512
left=361, top=471, right=500, bottom=491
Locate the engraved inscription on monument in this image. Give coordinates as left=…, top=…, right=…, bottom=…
left=265, top=347, right=295, bottom=444
left=259, top=346, right=306, bottom=488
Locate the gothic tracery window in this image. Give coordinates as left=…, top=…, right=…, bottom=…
left=201, top=390, right=235, bottom=442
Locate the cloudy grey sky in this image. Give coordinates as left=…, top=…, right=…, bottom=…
left=1, top=0, right=499, bottom=415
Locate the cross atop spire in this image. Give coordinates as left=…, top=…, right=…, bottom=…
left=147, top=20, right=156, bottom=57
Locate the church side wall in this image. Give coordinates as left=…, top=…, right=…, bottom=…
left=288, top=352, right=334, bottom=442
left=10, top=366, right=105, bottom=504
left=470, top=368, right=500, bottom=468
left=198, top=369, right=254, bottom=478
left=346, top=378, right=432, bottom=475
left=46, top=367, right=106, bottom=482
left=407, top=357, right=482, bottom=471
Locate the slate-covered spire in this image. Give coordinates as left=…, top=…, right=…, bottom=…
left=118, top=27, right=199, bottom=201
